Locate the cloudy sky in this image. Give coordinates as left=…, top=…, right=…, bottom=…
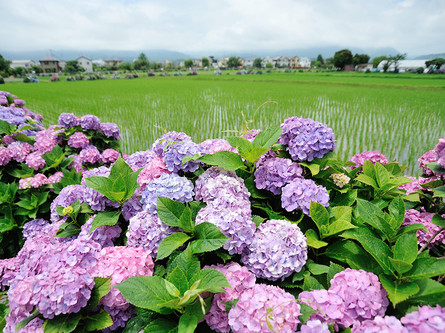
left=1, top=0, right=444, bottom=57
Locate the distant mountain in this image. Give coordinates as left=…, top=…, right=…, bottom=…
left=412, top=52, right=445, bottom=60
left=1, top=49, right=192, bottom=63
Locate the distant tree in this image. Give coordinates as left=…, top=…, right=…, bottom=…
left=184, top=59, right=193, bottom=69
left=253, top=58, right=263, bottom=69
left=0, top=54, right=11, bottom=76
left=12, top=67, right=26, bottom=77
left=265, top=63, right=273, bottom=69
left=317, top=54, right=324, bottom=65
left=31, top=65, right=43, bottom=74
left=201, top=57, right=210, bottom=68
left=227, top=56, right=242, bottom=68
left=333, top=49, right=353, bottom=70
left=425, top=58, right=445, bottom=69
left=133, top=53, right=150, bottom=70
left=383, top=53, right=406, bottom=73
left=118, top=62, right=133, bottom=71
left=372, top=56, right=388, bottom=68
left=352, top=53, right=370, bottom=66
left=63, top=60, right=82, bottom=74
left=138, top=53, right=148, bottom=61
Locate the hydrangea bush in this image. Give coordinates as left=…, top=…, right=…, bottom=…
left=0, top=90, right=444, bottom=332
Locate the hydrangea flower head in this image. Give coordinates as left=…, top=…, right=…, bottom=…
left=78, top=215, right=122, bottom=248
left=33, top=129, right=61, bottom=154
left=228, top=283, right=301, bottom=332
left=58, top=113, right=79, bottom=128
left=8, top=141, right=33, bottom=162
left=101, top=148, right=120, bottom=163
left=281, top=178, right=329, bottom=216
left=126, top=150, right=157, bottom=170
left=401, top=305, right=445, bottom=333
left=25, top=152, right=46, bottom=170
left=137, top=157, right=171, bottom=188
left=22, top=219, right=50, bottom=240
left=352, top=316, right=407, bottom=333
left=0, top=146, right=12, bottom=166
left=242, top=219, right=307, bottom=280
left=254, top=157, right=303, bottom=195
left=67, top=132, right=89, bottom=149
left=200, top=138, right=237, bottom=154
left=80, top=114, right=101, bottom=130
left=299, top=320, right=330, bottom=333
left=331, top=173, right=351, bottom=188
left=162, top=140, right=204, bottom=173
left=434, top=137, right=445, bottom=168
left=349, top=151, right=388, bottom=168
left=100, top=122, right=121, bottom=139
left=152, top=131, right=192, bottom=157
left=79, top=145, right=101, bottom=165
left=279, top=117, right=335, bottom=161
left=402, top=209, right=445, bottom=248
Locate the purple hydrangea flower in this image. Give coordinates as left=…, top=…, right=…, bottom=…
left=7, top=141, right=33, bottom=162
left=434, top=138, right=445, bottom=169
left=401, top=305, right=445, bottom=333
left=126, top=211, right=177, bottom=256
left=152, top=131, right=192, bottom=157
left=137, top=157, right=171, bottom=188
left=2, top=135, right=15, bottom=145
left=80, top=114, right=101, bottom=130
left=242, top=129, right=261, bottom=142
left=78, top=215, right=122, bottom=248
left=46, top=171, right=64, bottom=185
left=204, top=262, right=256, bottom=332
left=13, top=99, right=25, bottom=107
left=25, top=152, right=46, bottom=170
left=50, top=184, right=86, bottom=222
left=126, top=150, right=157, bottom=171
left=281, top=178, right=329, bottom=216
left=22, top=219, right=50, bottom=240
left=34, top=129, right=61, bottom=154
left=402, top=209, right=445, bottom=248
left=19, top=174, right=48, bottom=189
left=67, top=154, right=84, bottom=173
left=241, top=219, right=307, bottom=281
left=254, top=157, right=303, bottom=195
left=349, top=151, right=388, bottom=168
left=228, top=284, right=301, bottom=333
left=101, top=148, right=120, bottom=163
left=79, top=145, right=102, bottom=165
left=352, top=316, right=407, bottom=333
left=122, top=189, right=144, bottom=221
left=100, top=122, right=121, bottom=139
left=58, top=113, right=80, bottom=128
left=200, top=138, right=237, bottom=154
left=162, top=140, right=204, bottom=173
left=299, top=320, right=331, bottom=333
left=418, top=150, right=438, bottom=176
left=67, top=132, right=89, bottom=149
left=140, top=173, right=194, bottom=213
left=0, top=146, right=12, bottom=166
left=279, top=117, right=335, bottom=162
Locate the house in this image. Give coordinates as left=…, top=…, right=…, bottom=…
left=355, top=63, right=373, bottom=72
left=262, top=56, right=274, bottom=68
left=244, top=57, right=256, bottom=68
left=273, top=56, right=290, bottom=68
left=290, top=57, right=311, bottom=69
left=217, top=58, right=228, bottom=69
left=377, top=60, right=430, bottom=73
left=103, top=59, right=123, bottom=68
left=92, top=59, right=105, bottom=67
left=39, top=56, right=62, bottom=74
left=10, top=60, right=37, bottom=70
left=77, top=56, right=93, bottom=72
left=208, top=56, right=218, bottom=68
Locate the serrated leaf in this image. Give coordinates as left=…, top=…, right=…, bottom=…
left=166, top=247, right=201, bottom=290
left=86, top=277, right=111, bottom=310
left=252, top=127, right=282, bottom=148
left=388, top=258, right=413, bottom=274
left=397, top=223, right=428, bottom=237
left=157, top=232, right=191, bottom=260
left=388, top=196, right=406, bottom=229
left=85, top=310, right=113, bottom=331
left=375, top=162, right=390, bottom=187
left=432, top=185, right=445, bottom=198
left=0, top=119, right=11, bottom=135
left=298, top=303, right=317, bottom=323
left=90, top=211, right=121, bottom=233
left=307, top=263, right=329, bottom=275
left=305, top=229, right=328, bottom=249
left=43, top=313, right=81, bottom=333
left=298, top=161, right=320, bottom=176
left=197, top=151, right=246, bottom=171
left=178, top=312, right=198, bottom=333
left=302, top=273, right=324, bottom=291
left=379, top=274, right=419, bottom=307
left=394, top=233, right=418, bottom=264
left=190, top=222, right=227, bottom=254
left=355, top=199, right=393, bottom=238
left=408, top=279, right=445, bottom=306
left=405, top=258, right=445, bottom=280
left=432, top=214, right=445, bottom=227
left=356, top=173, right=378, bottom=188
left=179, top=207, right=194, bottom=233
left=252, top=215, right=266, bottom=227
left=157, top=197, right=186, bottom=228
left=309, top=202, right=330, bottom=238
left=144, top=318, right=178, bottom=333
left=197, top=268, right=230, bottom=293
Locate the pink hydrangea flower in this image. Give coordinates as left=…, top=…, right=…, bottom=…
left=0, top=146, right=12, bottom=166
left=349, top=151, right=388, bottom=168
left=67, top=132, right=89, bottom=149
left=25, top=152, right=46, bottom=170
left=137, top=157, right=171, bottom=188
left=8, top=141, right=33, bottom=162
left=401, top=305, right=445, bottom=332
left=402, top=209, right=445, bottom=248
left=352, top=316, right=407, bottom=333
left=101, top=148, right=120, bottom=163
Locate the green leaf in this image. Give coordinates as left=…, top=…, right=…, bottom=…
left=197, top=151, right=246, bottom=171
left=432, top=186, right=445, bottom=198
left=355, top=199, right=393, bottom=238
left=309, top=202, right=330, bottom=238
left=42, top=145, right=66, bottom=170
left=394, top=233, right=418, bottom=264
left=298, top=161, right=320, bottom=176
left=303, top=273, right=324, bottom=291
left=356, top=174, right=378, bottom=188
left=157, top=197, right=186, bottom=228
left=43, top=313, right=81, bottom=333
left=167, top=265, right=191, bottom=296
left=432, top=214, right=445, bottom=227
left=190, top=222, right=227, bottom=254
left=178, top=207, right=194, bottom=233
left=307, top=263, right=329, bottom=275
left=84, top=176, right=116, bottom=201
left=0, top=218, right=15, bottom=233
left=252, top=127, right=282, bottom=148
left=305, top=229, right=328, bottom=249
left=388, top=196, right=406, bottom=229
left=178, top=312, right=199, bottom=333
left=85, top=310, right=113, bottom=331
left=252, top=215, right=266, bottom=227
left=388, top=258, right=413, bottom=274
left=405, top=258, right=445, bottom=280
left=166, top=247, right=201, bottom=291
left=115, top=276, right=179, bottom=313
left=375, top=162, right=390, bottom=187
left=408, top=279, right=445, bottom=306
left=197, top=268, right=230, bottom=293
left=298, top=303, right=317, bottom=323
left=157, top=232, right=192, bottom=260
left=56, top=222, right=81, bottom=238
left=90, top=211, right=121, bottom=233
left=86, top=277, right=111, bottom=310
left=0, top=119, right=11, bottom=135
left=379, top=274, right=419, bottom=307
left=397, top=223, right=428, bottom=237
left=332, top=189, right=357, bottom=206
left=15, top=310, right=40, bottom=332
left=420, top=179, right=443, bottom=189
left=144, top=318, right=178, bottom=333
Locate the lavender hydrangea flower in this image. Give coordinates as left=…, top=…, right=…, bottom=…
left=25, top=152, right=46, bottom=170
left=68, top=154, right=84, bottom=173
left=79, top=145, right=101, bottom=165
left=50, top=184, right=86, bottom=222
left=162, top=140, right=204, bottom=173
left=401, top=305, right=445, bottom=332
left=349, top=151, right=388, bottom=168
left=254, top=157, right=303, bottom=195
left=0, top=146, right=12, bottom=166
left=200, top=138, right=237, bottom=154
left=122, top=189, right=144, bottom=221
left=418, top=150, right=438, bottom=176
left=8, top=141, right=33, bottom=162
left=126, top=211, right=178, bottom=256
left=140, top=173, right=194, bottom=213
left=67, top=132, right=89, bottom=149
left=78, top=215, right=122, bottom=248
left=204, top=262, right=256, bottom=332
left=126, top=150, right=157, bottom=170
left=101, top=148, right=120, bottom=163
left=402, top=209, right=445, bottom=248
left=281, top=178, right=329, bottom=216
left=228, top=284, right=301, bottom=333
left=137, top=157, right=171, bottom=188
left=299, top=320, right=331, bottom=333
left=80, top=114, right=101, bottom=130
left=434, top=138, right=445, bottom=168
left=152, top=131, right=192, bottom=157
left=352, top=316, right=408, bottom=333
left=241, top=219, right=307, bottom=281
left=81, top=166, right=111, bottom=183
left=100, top=122, right=121, bottom=139
left=46, top=171, right=64, bottom=185
left=58, top=113, right=80, bottom=128
left=22, top=219, right=50, bottom=240
left=279, top=117, right=335, bottom=162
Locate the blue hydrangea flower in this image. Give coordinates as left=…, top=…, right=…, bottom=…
left=281, top=178, right=329, bottom=216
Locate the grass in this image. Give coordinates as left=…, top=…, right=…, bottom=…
left=3, top=71, right=445, bottom=175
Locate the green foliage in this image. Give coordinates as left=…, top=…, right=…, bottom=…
left=227, top=56, right=242, bottom=68
left=253, top=58, right=263, bottom=68
left=333, top=49, right=353, bottom=70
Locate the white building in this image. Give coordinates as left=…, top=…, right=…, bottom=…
left=273, top=56, right=290, bottom=68
left=77, top=56, right=93, bottom=72
left=244, top=57, right=256, bottom=68
left=377, top=60, right=429, bottom=73
left=10, top=60, right=37, bottom=70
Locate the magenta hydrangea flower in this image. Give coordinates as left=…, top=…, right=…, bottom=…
left=140, top=173, right=194, bottom=213
left=2, top=134, right=15, bottom=145
left=58, top=113, right=80, bottom=128
left=137, top=157, right=171, bottom=188
left=162, top=140, right=204, bottom=173
left=67, top=132, right=89, bottom=149
left=200, top=138, right=237, bottom=154
left=126, top=211, right=177, bottom=256
left=228, top=284, right=301, bottom=333
left=402, top=209, right=445, bottom=248
left=80, top=114, right=101, bottom=130
left=254, top=157, right=303, bottom=195
left=299, top=320, right=330, bottom=333
left=279, top=117, right=335, bottom=162
left=33, top=129, right=60, bottom=154
left=100, top=122, right=121, bottom=139
left=352, top=316, right=407, bottom=333
left=101, top=148, right=120, bottom=163
left=241, top=219, right=307, bottom=281
left=281, top=178, right=329, bottom=216
left=349, top=151, right=388, bottom=168
left=152, top=131, right=192, bottom=157
left=25, top=152, right=46, bottom=170
left=19, top=174, right=48, bottom=189
left=204, top=262, right=256, bottom=332
left=7, top=141, right=33, bottom=162
left=46, top=171, right=64, bottom=185
left=79, top=145, right=101, bottom=165
left=401, top=305, right=445, bottom=332
left=0, top=146, right=12, bottom=165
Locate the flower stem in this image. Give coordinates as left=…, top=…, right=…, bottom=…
left=418, top=227, right=445, bottom=255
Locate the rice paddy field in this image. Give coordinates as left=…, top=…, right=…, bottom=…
left=4, top=71, right=445, bottom=175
